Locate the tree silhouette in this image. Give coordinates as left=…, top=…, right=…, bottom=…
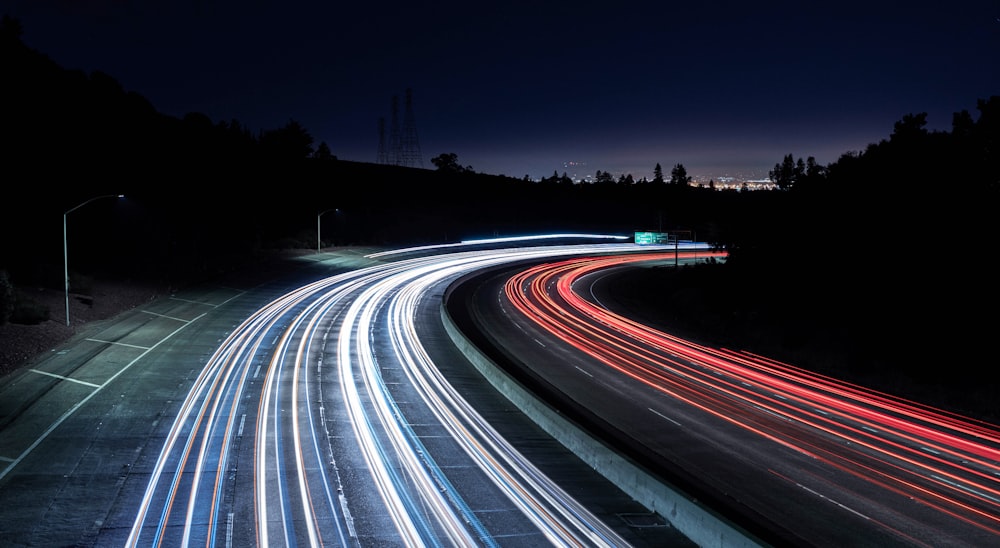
left=431, top=152, right=472, bottom=173
left=769, top=154, right=797, bottom=190
left=796, top=156, right=826, bottom=189
left=890, top=112, right=928, bottom=143
left=653, top=163, right=665, bottom=184
left=0, top=14, right=23, bottom=43
left=595, top=170, right=614, bottom=184
left=670, top=163, right=691, bottom=186
left=259, top=119, right=314, bottom=159
left=314, top=141, right=335, bottom=159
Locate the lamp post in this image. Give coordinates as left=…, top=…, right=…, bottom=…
left=64, top=194, right=123, bottom=326
left=317, top=208, right=338, bottom=254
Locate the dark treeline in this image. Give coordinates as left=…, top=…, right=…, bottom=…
left=618, top=101, right=1000, bottom=420
left=2, top=15, right=998, bottom=419
left=2, top=16, right=319, bottom=165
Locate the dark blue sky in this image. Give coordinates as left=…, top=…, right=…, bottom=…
left=4, top=1, right=998, bottom=181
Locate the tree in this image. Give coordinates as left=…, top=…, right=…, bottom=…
left=182, top=111, right=213, bottom=129
left=430, top=152, right=472, bottom=173
left=539, top=170, right=561, bottom=185
left=206, top=118, right=257, bottom=159
left=801, top=156, right=826, bottom=187
left=769, top=153, right=797, bottom=190
left=259, top=119, right=315, bottom=159
left=891, top=112, right=929, bottom=143
left=0, top=14, right=24, bottom=43
left=652, top=163, right=665, bottom=184
left=313, top=141, right=335, bottom=159
left=669, top=163, right=692, bottom=186
left=952, top=109, right=975, bottom=139
left=595, top=170, right=615, bottom=185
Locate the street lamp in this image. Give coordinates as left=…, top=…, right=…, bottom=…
left=317, top=208, right=338, bottom=254
left=64, top=194, right=124, bottom=326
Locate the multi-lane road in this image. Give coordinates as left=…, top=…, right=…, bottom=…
left=1, top=239, right=998, bottom=547
left=0, top=240, right=697, bottom=547
left=460, top=251, right=1000, bottom=547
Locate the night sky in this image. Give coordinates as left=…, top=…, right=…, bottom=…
left=4, top=1, right=998, bottom=182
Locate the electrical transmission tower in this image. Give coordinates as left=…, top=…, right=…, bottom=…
left=376, top=117, right=389, bottom=164
left=388, top=95, right=402, bottom=165
left=377, top=89, right=423, bottom=168
left=400, top=88, right=423, bottom=168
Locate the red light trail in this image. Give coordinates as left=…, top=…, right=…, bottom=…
left=503, top=252, right=1000, bottom=542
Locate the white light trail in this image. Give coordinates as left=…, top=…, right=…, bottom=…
left=128, top=242, right=670, bottom=546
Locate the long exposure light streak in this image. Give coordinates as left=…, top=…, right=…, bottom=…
left=127, top=242, right=674, bottom=547
left=502, top=252, right=1000, bottom=543
left=385, top=256, right=630, bottom=546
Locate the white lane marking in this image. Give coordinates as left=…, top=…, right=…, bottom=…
left=649, top=408, right=682, bottom=427
left=168, top=296, right=221, bottom=307
left=85, top=338, right=151, bottom=350
left=932, top=474, right=1000, bottom=504
left=29, top=369, right=101, bottom=388
left=574, top=366, right=593, bottom=377
left=0, top=314, right=203, bottom=482
left=795, top=482, right=870, bottom=520
left=141, top=310, right=195, bottom=322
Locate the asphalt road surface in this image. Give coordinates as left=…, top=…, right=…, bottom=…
left=456, top=252, right=1000, bottom=547
left=0, top=242, right=698, bottom=547
left=10, top=240, right=993, bottom=547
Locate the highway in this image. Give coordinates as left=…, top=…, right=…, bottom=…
left=125, top=243, right=662, bottom=546
left=458, top=252, right=1000, bottom=547
left=6, top=239, right=994, bottom=547
left=0, top=241, right=696, bottom=547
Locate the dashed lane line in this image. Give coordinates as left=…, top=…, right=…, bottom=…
left=29, top=369, right=101, bottom=388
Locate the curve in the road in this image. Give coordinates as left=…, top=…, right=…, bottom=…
left=128, top=243, right=687, bottom=547
left=450, top=251, right=1000, bottom=547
